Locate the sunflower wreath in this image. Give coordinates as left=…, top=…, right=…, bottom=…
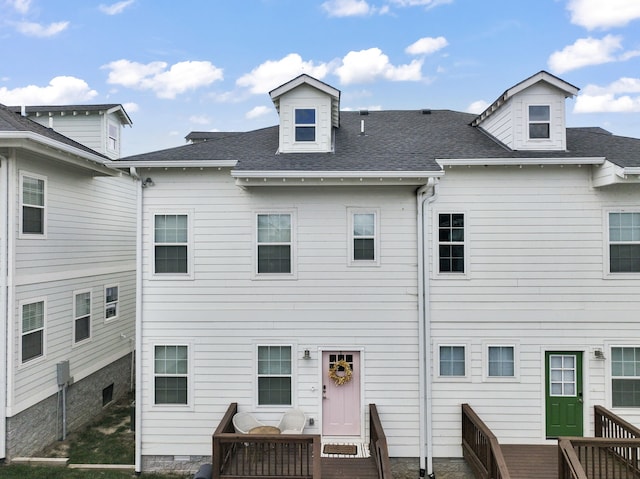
left=328, top=359, right=353, bottom=386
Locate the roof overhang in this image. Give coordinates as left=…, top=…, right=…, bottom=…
left=437, top=157, right=605, bottom=167
left=592, top=161, right=640, bottom=187
left=231, top=169, right=443, bottom=187
left=113, top=160, right=238, bottom=169
left=0, top=131, right=121, bottom=176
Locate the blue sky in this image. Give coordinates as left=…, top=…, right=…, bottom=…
left=1, top=0, right=640, bottom=156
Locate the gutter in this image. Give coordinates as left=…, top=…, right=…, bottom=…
left=417, top=178, right=439, bottom=478
left=130, top=167, right=143, bottom=473
left=0, top=153, right=8, bottom=459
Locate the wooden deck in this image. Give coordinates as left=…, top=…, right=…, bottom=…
left=321, top=457, right=378, bottom=479
left=501, top=444, right=558, bottom=479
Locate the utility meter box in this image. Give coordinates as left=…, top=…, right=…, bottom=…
left=57, top=360, right=71, bottom=386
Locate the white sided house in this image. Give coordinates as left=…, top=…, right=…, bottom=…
left=0, top=104, right=137, bottom=459
left=116, top=72, right=640, bottom=476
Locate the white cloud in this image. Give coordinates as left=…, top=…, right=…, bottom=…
left=389, top=0, right=452, bottom=9
left=15, top=21, right=69, bottom=37
left=103, top=59, right=223, bottom=99
left=574, top=77, right=640, bottom=113
left=405, top=36, right=448, bottom=55
left=99, top=0, right=135, bottom=15
left=122, top=102, right=138, bottom=113
left=236, top=53, right=330, bottom=94
left=467, top=100, right=489, bottom=114
left=548, top=35, right=624, bottom=74
left=11, top=0, right=31, bottom=14
left=246, top=105, right=271, bottom=119
left=567, top=0, right=640, bottom=30
left=321, top=0, right=371, bottom=17
left=189, top=115, right=211, bottom=125
left=334, top=48, right=423, bottom=84
left=0, top=76, right=97, bottom=105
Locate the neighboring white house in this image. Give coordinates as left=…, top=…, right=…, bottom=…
left=0, top=104, right=137, bottom=459
left=115, top=72, right=640, bottom=476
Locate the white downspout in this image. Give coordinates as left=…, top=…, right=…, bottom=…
left=417, top=177, right=439, bottom=478
left=130, top=167, right=143, bottom=473
left=0, top=153, right=9, bottom=459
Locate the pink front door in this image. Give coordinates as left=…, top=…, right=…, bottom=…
left=322, top=351, right=360, bottom=436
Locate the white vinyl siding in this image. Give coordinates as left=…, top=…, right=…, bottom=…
left=139, top=170, right=420, bottom=458
left=20, top=171, right=46, bottom=237
left=73, top=289, right=92, bottom=344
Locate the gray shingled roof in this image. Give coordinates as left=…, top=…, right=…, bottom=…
left=0, top=104, right=109, bottom=159
left=118, top=109, right=640, bottom=170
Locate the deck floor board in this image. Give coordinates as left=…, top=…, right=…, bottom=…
left=501, top=444, right=558, bottom=479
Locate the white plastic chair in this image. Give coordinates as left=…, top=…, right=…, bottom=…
left=277, top=408, right=306, bottom=434
left=233, top=412, right=265, bottom=434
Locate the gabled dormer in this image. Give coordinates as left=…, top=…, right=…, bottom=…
left=269, top=74, right=340, bottom=154
left=471, top=71, right=579, bottom=151
left=12, top=104, right=133, bottom=159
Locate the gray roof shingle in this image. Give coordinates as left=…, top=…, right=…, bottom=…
left=118, top=109, right=640, bottom=170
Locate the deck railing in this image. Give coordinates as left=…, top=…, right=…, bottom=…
left=461, top=403, right=510, bottom=479
left=369, top=404, right=393, bottom=479
left=558, top=407, right=640, bottom=479
left=212, top=403, right=321, bottom=479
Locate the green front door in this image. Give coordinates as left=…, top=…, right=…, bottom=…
left=545, top=351, right=583, bottom=438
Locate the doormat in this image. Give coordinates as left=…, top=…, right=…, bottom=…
left=323, top=444, right=358, bottom=455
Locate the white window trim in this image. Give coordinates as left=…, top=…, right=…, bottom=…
left=252, top=210, right=297, bottom=280
left=603, top=208, right=640, bottom=278
left=107, top=120, right=119, bottom=153
left=151, top=210, right=194, bottom=280
left=104, top=283, right=119, bottom=322
left=606, top=343, right=640, bottom=410
left=150, top=341, right=194, bottom=410
left=434, top=341, right=471, bottom=382
left=19, top=170, right=47, bottom=239
left=19, top=297, right=47, bottom=367
left=72, top=288, right=92, bottom=346
left=347, top=208, right=380, bottom=267
left=254, top=342, right=295, bottom=410
left=293, top=107, right=317, bottom=144
left=527, top=104, right=551, bottom=141
left=433, top=210, right=469, bottom=279
left=483, top=341, right=520, bottom=382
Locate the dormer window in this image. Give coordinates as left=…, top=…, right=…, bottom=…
left=528, top=105, right=550, bottom=139
left=295, top=108, right=316, bottom=142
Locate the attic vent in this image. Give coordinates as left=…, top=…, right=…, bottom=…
left=422, top=109, right=432, bottom=115
left=359, top=109, right=369, bottom=116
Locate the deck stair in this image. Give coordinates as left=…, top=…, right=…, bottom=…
left=462, top=403, right=640, bottom=479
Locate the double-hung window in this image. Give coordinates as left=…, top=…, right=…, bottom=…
left=73, top=290, right=91, bottom=343
left=21, top=299, right=45, bottom=363
left=108, top=122, right=119, bottom=151
left=488, top=345, right=515, bottom=378
left=439, top=345, right=466, bottom=377
left=438, top=213, right=465, bottom=273
left=20, top=172, right=46, bottom=236
left=349, top=209, right=379, bottom=264
left=105, top=285, right=119, bottom=320
left=611, top=347, right=640, bottom=407
left=608, top=212, right=640, bottom=273
left=529, top=105, right=550, bottom=139
left=256, top=213, right=292, bottom=275
left=154, top=214, right=189, bottom=275
left=154, top=345, right=189, bottom=405
left=257, top=345, right=292, bottom=406
left=294, top=108, right=316, bottom=142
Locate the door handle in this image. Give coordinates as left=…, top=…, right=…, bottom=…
left=322, top=384, right=327, bottom=399
left=578, top=391, right=583, bottom=403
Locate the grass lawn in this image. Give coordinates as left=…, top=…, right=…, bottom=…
left=0, top=465, right=189, bottom=479
left=1, top=393, right=194, bottom=478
